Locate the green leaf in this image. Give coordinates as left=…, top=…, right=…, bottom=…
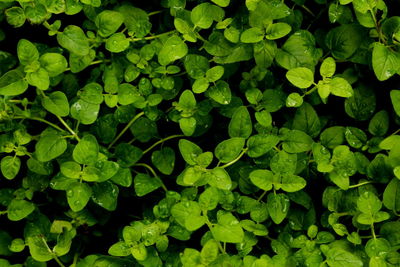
left=110, top=168, right=132, bottom=187
left=60, top=161, right=81, bottom=179
left=247, top=134, right=280, bottom=158
left=108, top=241, right=131, bottom=257
left=73, top=134, right=99, bottom=165
left=249, top=169, right=274, bottom=191
left=184, top=54, right=210, bottom=79
left=206, top=80, right=231, bottom=104
left=292, top=102, right=321, bottom=138
left=69, top=49, right=96, bottom=73
left=134, top=173, right=161, bottom=197
left=57, top=25, right=90, bottom=56
left=17, top=39, right=39, bottom=65
left=267, top=193, right=290, bottom=224
left=39, top=53, right=68, bottom=77
left=326, top=24, right=365, bottom=60
left=211, top=211, right=244, bottom=243
left=215, top=137, right=245, bottom=163
left=383, top=178, right=400, bottom=213
left=320, top=57, right=336, bottom=78
left=207, top=167, right=232, bottom=190
left=372, top=43, right=400, bottom=81
left=368, top=110, right=389, bottom=136
left=211, top=0, right=230, bottom=7
left=286, top=92, right=303, bottom=107
left=117, top=4, right=151, bottom=38
left=179, top=117, right=197, bottom=136
left=70, top=99, right=100, bottom=125
left=191, top=3, right=224, bottom=29
left=5, top=7, right=26, bottom=27
left=358, top=191, right=382, bottom=215
left=275, top=30, right=322, bottom=70
left=158, top=35, right=188, bottom=66
left=105, top=33, right=130, bottom=53
left=345, top=127, right=367, bottom=149
left=179, top=139, right=203, bottom=166
left=286, top=67, right=314, bottom=89
left=254, top=40, right=277, bottom=68
left=41, top=91, right=69, bottom=117
left=0, top=70, right=29, bottom=96
left=240, top=27, right=264, bottom=43
left=151, top=147, right=175, bottom=175
left=7, top=199, right=35, bottom=221
left=228, top=106, right=252, bottom=139
left=265, top=22, right=291, bottom=40
left=200, top=239, right=219, bottom=264
left=171, top=201, right=201, bottom=229
left=282, top=130, right=313, bottom=153
left=80, top=83, right=103, bottom=105
left=280, top=175, right=306, bottom=192
left=26, top=68, right=50, bottom=90
left=1, top=156, right=21, bottom=180
left=115, top=143, right=143, bottom=167
left=390, top=90, right=400, bottom=117
left=270, top=150, right=297, bottom=175
left=91, top=181, right=119, bottom=211
left=325, top=248, right=363, bottom=267
left=35, top=133, right=67, bottom=162
left=95, top=10, right=124, bottom=37
left=206, top=66, right=224, bottom=82
left=66, top=182, right=92, bottom=212
left=329, top=77, right=354, bottom=98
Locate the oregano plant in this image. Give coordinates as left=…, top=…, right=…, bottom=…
left=0, top=0, right=400, bottom=266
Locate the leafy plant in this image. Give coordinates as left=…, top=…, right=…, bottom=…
left=1, top=0, right=400, bottom=266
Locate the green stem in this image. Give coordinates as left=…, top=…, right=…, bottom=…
left=64, top=59, right=110, bottom=72
left=134, top=163, right=168, bottom=192
left=148, top=10, right=163, bottom=16
left=13, top=116, right=66, bottom=133
left=371, top=223, right=377, bottom=240
left=304, top=86, right=318, bottom=96
left=349, top=181, right=373, bottom=188
left=142, top=134, right=185, bottom=155
left=203, top=211, right=225, bottom=254
left=41, top=236, right=65, bottom=267
left=301, top=5, right=316, bottom=17
left=220, top=148, right=248, bottom=169
left=130, top=30, right=176, bottom=42
left=108, top=112, right=145, bottom=149
left=390, top=128, right=400, bottom=136
left=257, top=191, right=268, bottom=202
left=56, top=115, right=80, bottom=141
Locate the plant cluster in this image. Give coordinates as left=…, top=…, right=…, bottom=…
left=1, top=0, right=400, bottom=266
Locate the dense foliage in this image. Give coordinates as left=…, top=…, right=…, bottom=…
left=1, top=0, right=400, bottom=266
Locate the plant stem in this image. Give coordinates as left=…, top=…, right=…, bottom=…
left=257, top=191, right=268, bottom=202
left=305, top=86, right=318, bottom=96
left=220, top=148, right=248, bottom=168
left=64, top=59, right=110, bottom=72
left=142, top=134, right=184, bottom=155
left=130, top=30, right=176, bottom=42
left=349, top=181, right=373, bottom=188
left=203, top=211, right=225, bottom=254
left=13, top=116, right=66, bottom=133
left=56, top=115, right=80, bottom=141
left=41, top=237, right=65, bottom=267
left=148, top=10, right=163, bottom=16
left=371, top=223, right=377, bottom=240
left=134, top=163, right=168, bottom=192
left=108, top=112, right=145, bottom=149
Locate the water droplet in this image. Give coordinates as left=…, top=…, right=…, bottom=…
left=67, top=190, right=73, bottom=197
